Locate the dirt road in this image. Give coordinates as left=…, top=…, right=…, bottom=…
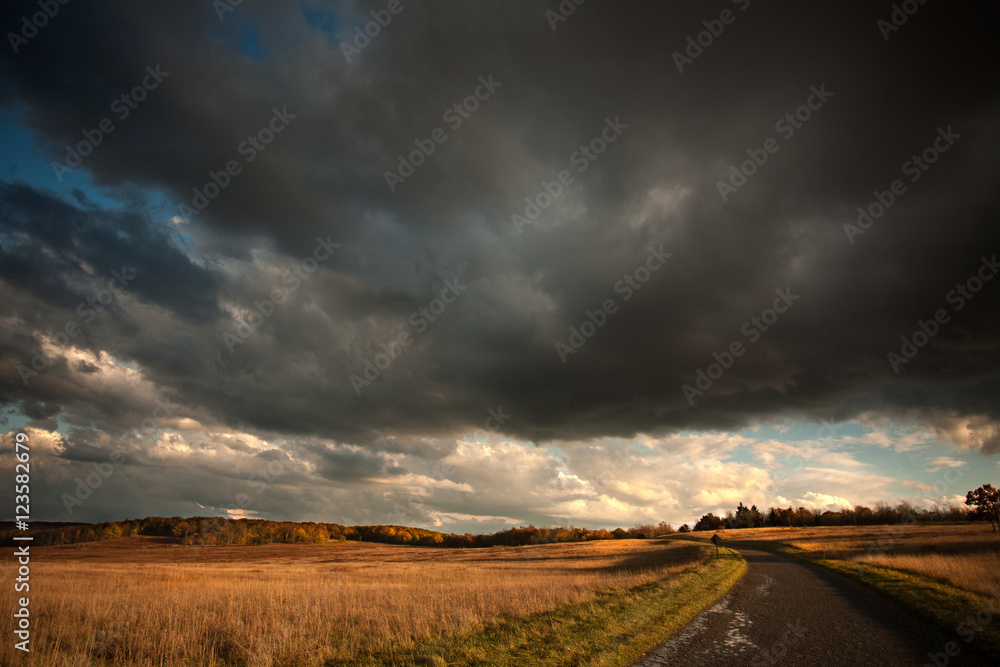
left=632, top=547, right=989, bottom=666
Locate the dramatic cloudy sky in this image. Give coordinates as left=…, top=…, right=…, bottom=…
left=1, top=1, right=999, bottom=531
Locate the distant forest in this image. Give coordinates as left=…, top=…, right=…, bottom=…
left=1, top=516, right=675, bottom=548
left=1, top=501, right=980, bottom=549
left=691, top=500, right=973, bottom=531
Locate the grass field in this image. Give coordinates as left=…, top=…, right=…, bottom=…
left=693, top=523, right=1000, bottom=595
left=682, top=523, right=1000, bottom=657
left=0, top=536, right=744, bottom=666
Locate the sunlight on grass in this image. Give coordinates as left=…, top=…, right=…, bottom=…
left=0, top=538, right=715, bottom=666
left=699, top=523, right=1000, bottom=659
left=853, top=550, right=1000, bottom=597
left=700, top=523, right=1000, bottom=596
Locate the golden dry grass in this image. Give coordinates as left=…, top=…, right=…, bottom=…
left=696, top=523, right=1000, bottom=597
left=852, top=551, right=1000, bottom=597
left=0, top=537, right=708, bottom=666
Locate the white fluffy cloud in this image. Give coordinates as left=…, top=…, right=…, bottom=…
left=4, top=411, right=989, bottom=531
left=793, top=492, right=854, bottom=512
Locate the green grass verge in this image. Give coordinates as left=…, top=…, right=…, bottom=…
left=728, top=539, right=1000, bottom=660
left=339, top=545, right=746, bottom=667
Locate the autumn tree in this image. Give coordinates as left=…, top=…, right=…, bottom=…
left=171, top=521, right=192, bottom=539
left=966, top=484, right=1000, bottom=531
left=694, top=513, right=724, bottom=531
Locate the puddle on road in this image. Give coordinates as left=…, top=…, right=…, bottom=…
left=754, top=573, right=775, bottom=597
left=718, top=609, right=756, bottom=653
left=632, top=571, right=773, bottom=667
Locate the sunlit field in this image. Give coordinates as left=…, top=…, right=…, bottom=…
left=692, top=523, right=1000, bottom=596
left=0, top=537, right=709, bottom=666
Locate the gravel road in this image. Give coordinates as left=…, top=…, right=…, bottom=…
left=632, top=547, right=991, bottom=667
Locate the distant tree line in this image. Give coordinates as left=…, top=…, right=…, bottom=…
left=693, top=500, right=975, bottom=532
left=6, top=486, right=993, bottom=547
left=0, top=516, right=676, bottom=548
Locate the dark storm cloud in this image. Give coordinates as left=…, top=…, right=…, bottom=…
left=1, top=0, right=999, bottom=454
left=0, top=181, right=220, bottom=323
left=19, top=398, right=60, bottom=420
left=309, top=442, right=403, bottom=482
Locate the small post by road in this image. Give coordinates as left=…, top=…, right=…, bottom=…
left=711, top=533, right=720, bottom=558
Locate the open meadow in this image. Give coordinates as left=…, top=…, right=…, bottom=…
left=0, top=536, right=736, bottom=666
left=685, top=523, right=1000, bottom=597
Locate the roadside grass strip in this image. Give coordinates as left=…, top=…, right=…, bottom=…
left=731, top=539, right=1000, bottom=661
left=343, top=545, right=746, bottom=667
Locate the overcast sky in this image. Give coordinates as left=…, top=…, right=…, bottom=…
left=1, top=1, right=999, bottom=532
